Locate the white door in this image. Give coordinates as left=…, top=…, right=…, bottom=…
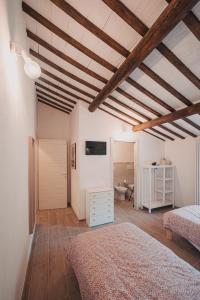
left=38, top=139, right=67, bottom=209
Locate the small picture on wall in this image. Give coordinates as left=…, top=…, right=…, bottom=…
left=71, top=143, right=76, bottom=169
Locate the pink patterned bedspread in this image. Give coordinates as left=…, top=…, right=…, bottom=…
left=68, top=222, right=200, bottom=300
left=163, top=205, right=200, bottom=249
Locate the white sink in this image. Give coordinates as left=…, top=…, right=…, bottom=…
left=115, top=186, right=127, bottom=193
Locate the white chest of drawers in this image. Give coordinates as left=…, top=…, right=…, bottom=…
left=86, top=187, right=114, bottom=227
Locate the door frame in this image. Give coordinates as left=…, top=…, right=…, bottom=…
left=38, top=139, right=68, bottom=210
left=110, top=138, right=139, bottom=208
left=28, top=136, right=36, bottom=234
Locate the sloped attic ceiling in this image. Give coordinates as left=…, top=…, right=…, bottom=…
left=22, top=0, right=200, bottom=141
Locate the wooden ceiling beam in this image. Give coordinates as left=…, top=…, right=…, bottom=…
left=35, top=82, right=76, bottom=105
left=156, top=43, right=200, bottom=89
left=50, top=0, right=129, bottom=57
left=169, top=121, right=196, bottom=137
left=27, top=30, right=107, bottom=83
left=40, top=69, right=181, bottom=139
left=166, top=0, right=200, bottom=41
left=37, top=95, right=72, bottom=112
left=30, top=49, right=100, bottom=92
left=35, top=51, right=157, bottom=120
left=143, top=131, right=165, bottom=141
left=126, top=77, right=174, bottom=112
left=139, top=63, right=192, bottom=106
left=27, top=27, right=199, bottom=133
left=182, top=11, right=200, bottom=41
left=28, top=33, right=194, bottom=137
left=74, top=97, right=165, bottom=141
left=150, top=128, right=174, bottom=141
left=30, top=44, right=160, bottom=119
left=103, top=0, right=200, bottom=89
left=139, top=63, right=200, bottom=130
left=133, top=102, right=200, bottom=132
left=158, top=125, right=184, bottom=139
left=38, top=76, right=141, bottom=125
left=36, top=88, right=74, bottom=109
left=22, top=2, right=116, bottom=72
left=38, top=99, right=70, bottom=114
left=88, top=0, right=199, bottom=112
left=42, top=68, right=94, bottom=99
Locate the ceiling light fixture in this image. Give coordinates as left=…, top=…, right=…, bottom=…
left=11, top=42, right=41, bottom=79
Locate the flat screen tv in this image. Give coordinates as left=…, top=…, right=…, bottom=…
left=85, top=141, right=106, bottom=155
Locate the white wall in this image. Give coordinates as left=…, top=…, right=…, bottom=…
left=0, top=1, right=36, bottom=299
left=37, top=102, right=70, bottom=140
left=113, top=141, right=134, bottom=163
left=165, top=137, right=197, bottom=207
left=70, top=102, right=165, bottom=219
left=70, top=104, right=80, bottom=218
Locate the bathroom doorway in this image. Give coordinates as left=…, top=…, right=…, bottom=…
left=112, top=141, right=135, bottom=206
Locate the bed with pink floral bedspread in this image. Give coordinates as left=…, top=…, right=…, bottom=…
left=163, top=205, right=200, bottom=250
left=68, top=222, right=200, bottom=300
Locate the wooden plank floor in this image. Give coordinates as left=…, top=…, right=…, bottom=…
left=23, top=200, right=200, bottom=300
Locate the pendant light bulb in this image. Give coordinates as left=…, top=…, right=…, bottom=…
left=24, top=58, right=41, bottom=79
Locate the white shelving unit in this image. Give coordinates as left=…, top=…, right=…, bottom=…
left=141, top=165, right=174, bottom=213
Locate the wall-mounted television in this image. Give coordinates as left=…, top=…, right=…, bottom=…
left=85, top=141, right=107, bottom=155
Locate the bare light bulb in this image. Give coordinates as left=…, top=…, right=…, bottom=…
left=24, top=58, right=41, bottom=79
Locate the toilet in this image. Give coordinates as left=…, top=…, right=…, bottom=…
left=114, top=186, right=128, bottom=201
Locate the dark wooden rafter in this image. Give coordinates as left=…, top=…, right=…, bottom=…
left=144, top=131, right=165, bottom=141
left=156, top=43, right=200, bottom=89
left=39, top=71, right=139, bottom=123
left=36, top=88, right=74, bottom=109
left=29, top=43, right=159, bottom=119
left=51, top=0, right=200, bottom=89
left=133, top=102, right=200, bottom=131
left=95, top=106, right=166, bottom=142
left=31, top=49, right=155, bottom=120
left=150, top=128, right=174, bottom=141
left=139, top=63, right=192, bottom=106
left=139, top=63, right=200, bottom=131
left=32, top=47, right=186, bottom=138
left=168, top=121, right=196, bottom=137
left=23, top=2, right=198, bottom=139
left=126, top=77, right=174, bottom=112
left=23, top=2, right=199, bottom=139
left=38, top=76, right=138, bottom=124
left=88, top=0, right=199, bottom=111
left=45, top=85, right=165, bottom=141
left=50, top=0, right=129, bottom=57
left=37, top=92, right=164, bottom=141
left=37, top=74, right=176, bottom=140
left=27, top=30, right=107, bottom=83
left=39, top=67, right=182, bottom=139
left=30, top=49, right=100, bottom=92
left=38, top=99, right=70, bottom=114
left=22, top=2, right=116, bottom=72
left=37, top=94, right=72, bottom=112
left=102, top=0, right=200, bottom=89
left=183, top=11, right=200, bottom=41
left=35, top=82, right=77, bottom=105
left=28, top=32, right=195, bottom=138
left=42, top=68, right=94, bottom=99
left=166, top=0, right=200, bottom=41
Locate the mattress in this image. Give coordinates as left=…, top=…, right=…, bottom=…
left=163, top=205, right=200, bottom=250
left=68, top=222, right=200, bottom=300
